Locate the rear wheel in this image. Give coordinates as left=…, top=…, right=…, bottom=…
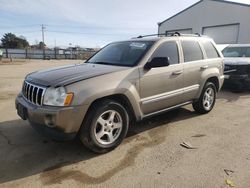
left=192, top=82, right=216, bottom=114
left=79, top=100, right=129, bottom=153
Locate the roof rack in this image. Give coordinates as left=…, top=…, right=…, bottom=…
left=134, top=32, right=202, bottom=39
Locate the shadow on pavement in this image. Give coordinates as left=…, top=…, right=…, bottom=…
left=218, top=88, right=250, bottom=103
left=1, top=89, right=249, bottom=184
left=0, top=107, right=198, bottom=184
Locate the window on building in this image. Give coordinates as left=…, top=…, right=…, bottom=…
left=202, top=41, right=220, bottom=58
left=152, top=41, right=179, bottom=65
left=181, top=40, right=203, bottom=62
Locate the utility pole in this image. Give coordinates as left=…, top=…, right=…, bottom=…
left=69, top=43, right=72, bottom=59
left=41, top=24, right=45, bottom=60
left=54, top=39, right=57, bottom=59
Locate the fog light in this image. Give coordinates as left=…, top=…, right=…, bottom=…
left=45, top=114, right=56, bottom=128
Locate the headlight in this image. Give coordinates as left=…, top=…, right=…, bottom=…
left=43, top=87, right=74, bottom=106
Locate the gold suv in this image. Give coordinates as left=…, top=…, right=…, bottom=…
left=16, top=33, right=224, bottom=153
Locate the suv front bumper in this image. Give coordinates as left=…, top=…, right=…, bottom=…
left=224, top=74, right=250, bottom=89
left=15, top=93, right=88, bottom=141
left=224, top=74, right=250, bottom=83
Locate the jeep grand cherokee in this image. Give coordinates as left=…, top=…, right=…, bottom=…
left=16, top=34, right=224, bottom=153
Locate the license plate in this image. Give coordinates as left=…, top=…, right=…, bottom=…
left=17, top=104, right=28, bottom=120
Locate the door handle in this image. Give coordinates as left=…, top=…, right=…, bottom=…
left=200, top=65, right=208, bottom=70
left=172, top=70, right=183, bottom=75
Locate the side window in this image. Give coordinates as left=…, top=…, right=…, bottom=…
left=202, top=41, right=220, bottom=58
left=245, top=47, right=250, bottom=57
left=152, top=41, right=179, bottom=65
left=181, top=40, right=203, bottom=62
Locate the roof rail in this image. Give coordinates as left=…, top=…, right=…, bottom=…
left=134, top=32, right=202, bottom=39
left=165, top=32, right=202, bottom=37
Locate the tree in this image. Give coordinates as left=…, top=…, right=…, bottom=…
left=38, top=41, right=46, bottom=49
left=30, top=41, right=46, bottom=49
left=1, top=33, right=29, bottom=49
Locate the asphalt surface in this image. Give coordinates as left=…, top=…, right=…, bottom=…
left=0, top=60, right=250, bottom=188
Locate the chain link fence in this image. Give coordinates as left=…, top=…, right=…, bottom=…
left=0, top=48, right=98, bottom=60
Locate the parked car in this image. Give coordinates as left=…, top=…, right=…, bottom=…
left=223, top=44, right=250, bottom=91
left=16, top=33, right=224, bottom=153
left=216, top=44, right=229, bottom=52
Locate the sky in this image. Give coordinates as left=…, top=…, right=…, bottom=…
left=0, top=0, right=249, bottom=48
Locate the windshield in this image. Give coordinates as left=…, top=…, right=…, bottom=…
left=222, top=46, right=250, bottom=57
left=86, top=41, right=154, bottom=67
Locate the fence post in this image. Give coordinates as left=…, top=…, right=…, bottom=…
left=43, top=48, right=45, bottom=60
left=25, top=49, right=28, bottom=59
left=5, top=48, right=8, bottom=58
left=54, top=48, right=57, bottom=59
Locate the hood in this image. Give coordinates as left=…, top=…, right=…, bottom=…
left=26, top=63, right=128, bottom=87
left=224, top=58, right=250, bottom=66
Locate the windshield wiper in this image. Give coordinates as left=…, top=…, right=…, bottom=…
left=87, top=61, right=132, bottom=67
left=88, top=61, right=113, bottom=65
left=93, top=61, right=111, bottom=65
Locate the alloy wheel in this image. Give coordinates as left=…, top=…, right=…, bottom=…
left=94, top=110, right=123, bottom=145
left=203, top=87, right=215, bottom=111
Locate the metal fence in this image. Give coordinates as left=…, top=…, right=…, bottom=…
left=0, top=48, right=97, bottom=60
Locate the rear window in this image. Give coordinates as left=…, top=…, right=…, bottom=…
left=222, top=47, right=250, bottom=57
left=202, top=41, right=220, bottom=58
left=181, top=40, right=203, bottom=62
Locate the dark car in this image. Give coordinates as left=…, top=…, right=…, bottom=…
left=222, top=44, right=250, bottom=91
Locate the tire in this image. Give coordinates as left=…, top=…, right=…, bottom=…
left=192, top=82, right=217, bottom=114
left=79, top=99, right=129, bottom=153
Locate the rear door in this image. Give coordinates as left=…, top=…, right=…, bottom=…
left=139, top=40, right=184, bottom=115
left=180, top=39, right=206, bottom=102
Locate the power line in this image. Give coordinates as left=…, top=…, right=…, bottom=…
left=9, top=30, right=41, bottom=33
left=0, top=23, right=152, bottom=30
left=44, top=24, right=153, bottom=30
left=0, top=23, right=153, bottom=37
left=0, top=23, right=154, bottom=47
left=0, top=24, right=40, bottom=29
left=46, top=30, right=134, bottom=36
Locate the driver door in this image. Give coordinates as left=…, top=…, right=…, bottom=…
left=139, top=40, right=184, bottom=115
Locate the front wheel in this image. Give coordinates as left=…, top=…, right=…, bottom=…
left=192, top=82, right=216, bottom=114
left=79, top=100, right=129, bottom=153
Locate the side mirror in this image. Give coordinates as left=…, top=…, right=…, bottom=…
left=144, top=57, right=170, bottom=70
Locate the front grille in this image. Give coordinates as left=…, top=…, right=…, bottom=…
left=22, top=81, right=46, bottom=106
left=224, top=65, right=233, bottom=71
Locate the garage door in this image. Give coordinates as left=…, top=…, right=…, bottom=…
left=166, top=28, right=192, bottom=35
left=202, top=24, right=239, bottom=44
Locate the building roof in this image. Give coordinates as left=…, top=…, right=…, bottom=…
left=158, top=0, right=250, bottom=26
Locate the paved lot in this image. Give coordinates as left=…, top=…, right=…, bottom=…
left=0, top=60, right=250, bottom=188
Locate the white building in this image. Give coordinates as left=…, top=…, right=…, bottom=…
left=158, top=0, right=250, bottom=44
